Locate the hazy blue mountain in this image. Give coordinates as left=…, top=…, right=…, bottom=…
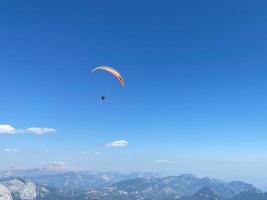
left=86, top=174, right=259, bottom=200
left=186, top=187, right=221, bottom=200
left=31, top=171, right=158, bottom=190
left=0, top=163, right=156, bottom=190
left=230, top=191, right=267, bottom=200
left=0, top=162, right=76, bottom=178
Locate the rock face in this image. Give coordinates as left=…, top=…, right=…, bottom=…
left=2, top=179, right=37, bottom=200
left=0, top=178, right=49, bottom=200
left=0, top=184, right=12, bottom=200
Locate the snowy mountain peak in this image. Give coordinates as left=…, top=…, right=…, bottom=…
left=38, top=161, right=78, bottom=173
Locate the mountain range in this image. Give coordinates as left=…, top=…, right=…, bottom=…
left=0, top=163, right=266, bottom=200
left=0, top=162, right=156, bottom=190
left=86, top=174, right=260, bottom=200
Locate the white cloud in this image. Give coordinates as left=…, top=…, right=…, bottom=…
left=106, top=140, right=128, bottom=148
left=0, top=125, right=18, bottom=134
left=82, top=151, right=101, bottom=155
left=156, top=160, right=175, bottom=164
left=155, top=160, right=186, bottom=165
left=3, top=148, right=21, bottom=152
left=27, top=127, right=56, bottom=135
left=0, top=124, right=56, bottom=135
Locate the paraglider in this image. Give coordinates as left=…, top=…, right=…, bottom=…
left=92, top=66, right=125, bottom=87
left=101, top=96, right=106, bottom=100
left=92, top=66, right=125, bottom=100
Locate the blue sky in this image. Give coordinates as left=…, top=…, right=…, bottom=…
left=1, top=0, right=267, bottom=186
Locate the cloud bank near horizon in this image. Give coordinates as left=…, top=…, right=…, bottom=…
left=3, top=148, right=21, bottom=152
left=0, top=124, right=56, bottom=135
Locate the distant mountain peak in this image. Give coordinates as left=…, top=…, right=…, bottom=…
left=178, top=174, right=197, bottom=179
left=38, top=161, right=79, bottom=173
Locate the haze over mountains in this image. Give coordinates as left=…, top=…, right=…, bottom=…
left=0, top=162, right=266, bottom=200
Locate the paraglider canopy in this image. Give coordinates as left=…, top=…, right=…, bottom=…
left=92, top=66, right=125, bottom=87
